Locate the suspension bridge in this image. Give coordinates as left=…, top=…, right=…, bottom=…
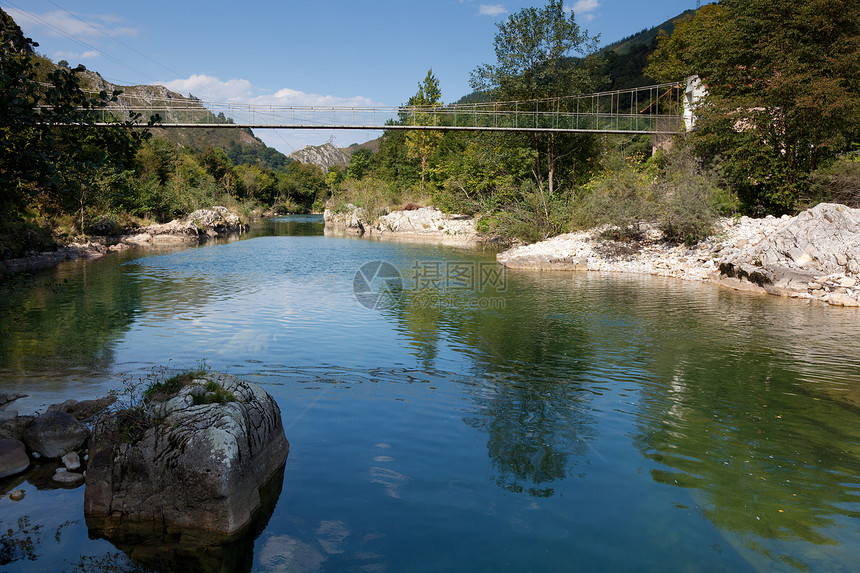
left=47, top=81, right=693, bottom=135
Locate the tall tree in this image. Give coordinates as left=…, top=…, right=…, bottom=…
left=470, top=0, right=603, bottom=196
left=405, top=69, right=444, bottom=184
left=1, top=8, right=148, bottom=225
left=647, top=0, right=860, bottom=211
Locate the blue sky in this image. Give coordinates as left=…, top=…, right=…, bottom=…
left=4, top=0, right=699, bottom=153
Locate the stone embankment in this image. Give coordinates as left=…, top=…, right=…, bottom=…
left=498, top=203, right=860, bottom=307
left=324, top=204, right=477, bottom=244
left=1, top=206, right=247, bottom=274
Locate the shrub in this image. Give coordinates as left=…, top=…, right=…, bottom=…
left=486, top=183, right=576, bottom=243
left=805, top=155, right=860, bottom=208
left=578, top=166, right=658, bottom=240
left=655, top=148, right=737, bottom=244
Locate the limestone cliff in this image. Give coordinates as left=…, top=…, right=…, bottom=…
left=289, top=142, right=351, bottom=171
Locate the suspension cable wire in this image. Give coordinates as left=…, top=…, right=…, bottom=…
left=41, top=0, right=186, bottom=79
left=4, top=1, right=161, bottom=84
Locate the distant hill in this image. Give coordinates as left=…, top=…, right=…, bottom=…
left=289, top=143, right=351, bottom=171
left=78, top=69, right=266, bottom=153
left=454, top=5, right=705, bottom=101
left=289, top=139, right=382, bottom=171
left=601, top=9, right=698, bottom=55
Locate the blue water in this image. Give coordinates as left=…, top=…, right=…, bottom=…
left=1, top=215, right=859, bottom=572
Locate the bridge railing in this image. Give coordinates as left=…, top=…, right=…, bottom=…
left=34, top=82, right=686, bottom=134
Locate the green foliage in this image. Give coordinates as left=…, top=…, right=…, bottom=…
left=486, top=183, right=577, bottom=243
left=346, top=148, right=373, bottom=180
left=470, top=0, right=601, bottom=101
left=329, top=178, right=398, bottom=220
left=194, top=380, right=237, bottom=405
left=0, top=218, right=56, bottom=260
left=469, top=0, right=605, bottom=197
left=580, top=158, right=659, bottom=240
left=405, top=69, right=444, bottom=183
left=142, top=363, right=210, bottom=401
left=647, top=0, right=860, bottom=213
left=804, top=154, right=860, bottom=208
left=578, top=146, right=735, bottom=244
left=655, top=149, right=738, bottom=244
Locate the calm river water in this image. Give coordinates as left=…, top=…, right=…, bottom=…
left=0, top=215, right=858, bottom=572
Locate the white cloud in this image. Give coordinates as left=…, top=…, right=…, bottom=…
left=6, top=8, right=140, bottom=39
left=156, top=74, right=380, bottom=108
left=53, top=50, right=100, bottom=61
left=478, top=4, right=507, bottom=16
left=568, top=0, right=600, bottom=22
left=152, top=74, right=386, bottom=152
left=571, top=0, right=600, bottom=12
left=157, top=74, right=255, bottom=102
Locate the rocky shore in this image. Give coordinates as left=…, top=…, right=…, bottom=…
left=1, top=206, right=248, bottom=274
left=498, top=203, right=860, bottom=307
left=324, top=204, right=478, bottom=244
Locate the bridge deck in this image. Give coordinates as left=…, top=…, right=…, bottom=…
left=44, top=82, right=687, bottom=135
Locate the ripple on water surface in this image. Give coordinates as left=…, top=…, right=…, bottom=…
left=1, top=220, right=859, bottom=572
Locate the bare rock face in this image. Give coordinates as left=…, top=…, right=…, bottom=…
left=128, top=206, right=247, bottom=243
left=323, top=203, right=371, bottom=234
left=289, top=142, right=351, bottom=171
left=84, top=373, right=289, bottom=538
left=718, top=203, right=860, bottom=295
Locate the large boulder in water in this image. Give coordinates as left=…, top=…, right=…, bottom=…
left=22, top=410, right=90, bottom=458
left=84, top=373, right=289, bottom=538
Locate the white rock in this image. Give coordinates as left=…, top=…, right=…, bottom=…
left=62, top=451, right=81, bottom=471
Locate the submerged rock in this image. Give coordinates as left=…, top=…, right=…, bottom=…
left=85, top=373, right=289, bottom=538
left=52, top=469, right=85, bottom=486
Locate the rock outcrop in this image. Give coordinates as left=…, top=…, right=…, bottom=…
left=123, top=206, right=247, bottom=244
left=289, top=142, right=351, bottom=171
left=85, top=373, right=289, bottom=538
left=497, top=203, right=860, bottom=307
left=717, top=203, right=860, bottom=294
left=324, top=205, right=478, bottom=244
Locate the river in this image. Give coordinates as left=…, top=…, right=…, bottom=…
left=0, top=214, right=858, bottom=572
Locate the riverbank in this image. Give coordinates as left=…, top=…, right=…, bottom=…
left=324, top=205, right=480, bottom=246
left=498, top=203, right=860, bottom=307
left=0, top=207, right=250, bottom=275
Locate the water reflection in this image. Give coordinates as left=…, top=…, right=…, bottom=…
left=389, top=270, right=599, bottom=497
left=0, top=259, right=142, bottom=377
left=85, top=463, right=286, bottom=573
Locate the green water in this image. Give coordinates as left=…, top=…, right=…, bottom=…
left=0, top=215, right=858, bottom=572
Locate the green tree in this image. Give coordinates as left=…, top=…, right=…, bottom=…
left=346, top=148, right=373, bottom=180
left=405, top=69, right=444, bottom=184
left=469, top=0, right=604, bottom=197
left=1, top=9, right=149, bottom=231
left=647, top=0, right=860, bottom=212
